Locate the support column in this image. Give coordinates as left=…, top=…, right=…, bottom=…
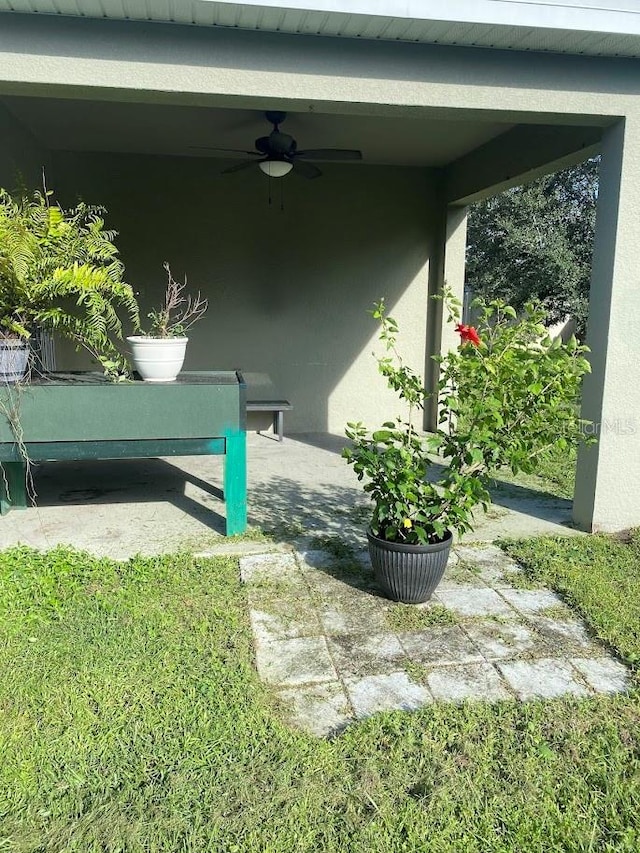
left=573, top=117, right=640, bottom=532
left=425, top=204, right=468, bottom=432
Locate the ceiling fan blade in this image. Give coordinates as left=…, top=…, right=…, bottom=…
left=221, top=159, right=261, bottom=174
left=190, top=146, right=261, bottom=156
left=293, top=160, right=322, bottom=179
left=295, top=149, right=362, bottom=161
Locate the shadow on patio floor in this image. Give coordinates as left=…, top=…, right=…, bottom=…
left=33, top=458, right=226, bottom=530
left=0, top=433, right=577, bottom=559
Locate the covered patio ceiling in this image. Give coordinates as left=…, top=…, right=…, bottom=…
left=2, top=94, right=514, bottom=168
left=0, top=93, right=604, bottom=187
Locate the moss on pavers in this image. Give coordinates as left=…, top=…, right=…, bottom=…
left=306, top=534, right=361, bottom=562
left=497, top=659, right=592, bottom=700
left=570, top=658, right=630, bottom=693
left=399, top=625, right=485, bottom=667
left=499, top=587, right=565, bottom=614
left=254, top=636, right=337, bottom=687
left=275, top=681, right=353, bottom=736
left=455, top=544, right=519, bottom=567
left=436, top=566, right=486, bottom=589
left=240, top=552, right=305, bottom=586
left=435, top=587, right=518, bottom=618
left=463, top=619, right=554, bottom=662
left=526, top=616, right=605, bottom=657
left=344, top=672, right=432, bottom=718
left=317, top=599, right=388, bottom=636
left=402, top=660, right=431, bottom=685
left=248, top=589, right=322, bottom=643
left=455, top=543, right=532, bottom=588
left=384, top=602, right=456, bottom=633
left=297, top=550, right=377, bottom=595
left=427, top=663, right=512, bottom=702
left=326, top=633, right=407, bottom=679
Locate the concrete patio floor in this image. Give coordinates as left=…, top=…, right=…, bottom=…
left=0, top=432, right=578, bottom=559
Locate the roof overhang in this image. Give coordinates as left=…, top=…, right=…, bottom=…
left=2, top=0, right=640, bottom=57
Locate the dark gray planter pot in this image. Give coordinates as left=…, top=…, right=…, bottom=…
left=367, top=529, right=453, bottom=604
left=0, top=339, right=29, bottom=383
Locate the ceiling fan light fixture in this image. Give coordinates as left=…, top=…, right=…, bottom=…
left=259, top=159, right=293, bottom=178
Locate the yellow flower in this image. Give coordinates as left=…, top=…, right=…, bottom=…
left=403, top=518, right=413, bottom=529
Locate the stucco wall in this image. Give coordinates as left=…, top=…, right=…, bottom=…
left=0, top=102, right=47, bottom=191
left=49, top=151, right=437, bottom=433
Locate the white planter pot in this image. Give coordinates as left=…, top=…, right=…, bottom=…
left=0, top=338, right=29, bottom=383
left=127, top=336, right=188, bottom=382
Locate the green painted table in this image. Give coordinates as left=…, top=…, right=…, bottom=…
left=0, top=371, right=247, bottom=535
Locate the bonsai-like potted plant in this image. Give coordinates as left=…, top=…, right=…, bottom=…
left=0, top=186, right=139, bottom=382
left=343, top=290, right=593, bottom=603
left=127, top=262, right=208, bottom=382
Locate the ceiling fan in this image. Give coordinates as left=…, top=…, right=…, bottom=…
left=196, top=111, right=363, bottom=179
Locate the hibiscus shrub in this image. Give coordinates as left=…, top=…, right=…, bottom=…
left=343, top=291, right=592, bottom=545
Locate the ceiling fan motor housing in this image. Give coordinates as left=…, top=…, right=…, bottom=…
left=255, top=131, right=297, bottom=157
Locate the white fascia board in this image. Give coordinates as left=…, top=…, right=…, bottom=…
left=205, top=0, right=640, bottom=36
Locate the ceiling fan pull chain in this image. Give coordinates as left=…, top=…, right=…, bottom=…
left=280, top=180, right=285, bottom=213
left=268, top=172, right=272, bottom=207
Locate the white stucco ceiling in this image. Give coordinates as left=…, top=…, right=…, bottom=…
left=1, top=0, right=640, bottom=56
left=1, top=96, right=517, bottom=167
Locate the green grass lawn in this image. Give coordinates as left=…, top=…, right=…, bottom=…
left=502, top=531, right=640, bottom=667
left=491, top=443, right=578, bottom=501
left=1, top=539, right=639, bottom=852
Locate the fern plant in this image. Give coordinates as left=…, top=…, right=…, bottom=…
left=0, top=187, right=140, bottom=378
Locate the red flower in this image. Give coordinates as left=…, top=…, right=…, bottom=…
left=455, top=323, right=481, bottom=347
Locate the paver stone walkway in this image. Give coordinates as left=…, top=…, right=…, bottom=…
left=239, top=543, right=630, bottom=736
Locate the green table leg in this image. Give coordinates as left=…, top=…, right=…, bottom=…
left=224, top=429, right=247, bottom=536
left=0, top=461, right=27, bottom=515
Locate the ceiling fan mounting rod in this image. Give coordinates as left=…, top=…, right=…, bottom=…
left=265, top=110, right=287, bottom=129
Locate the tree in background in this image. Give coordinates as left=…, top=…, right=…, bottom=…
left=465, top=158, right=599, bottom=339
